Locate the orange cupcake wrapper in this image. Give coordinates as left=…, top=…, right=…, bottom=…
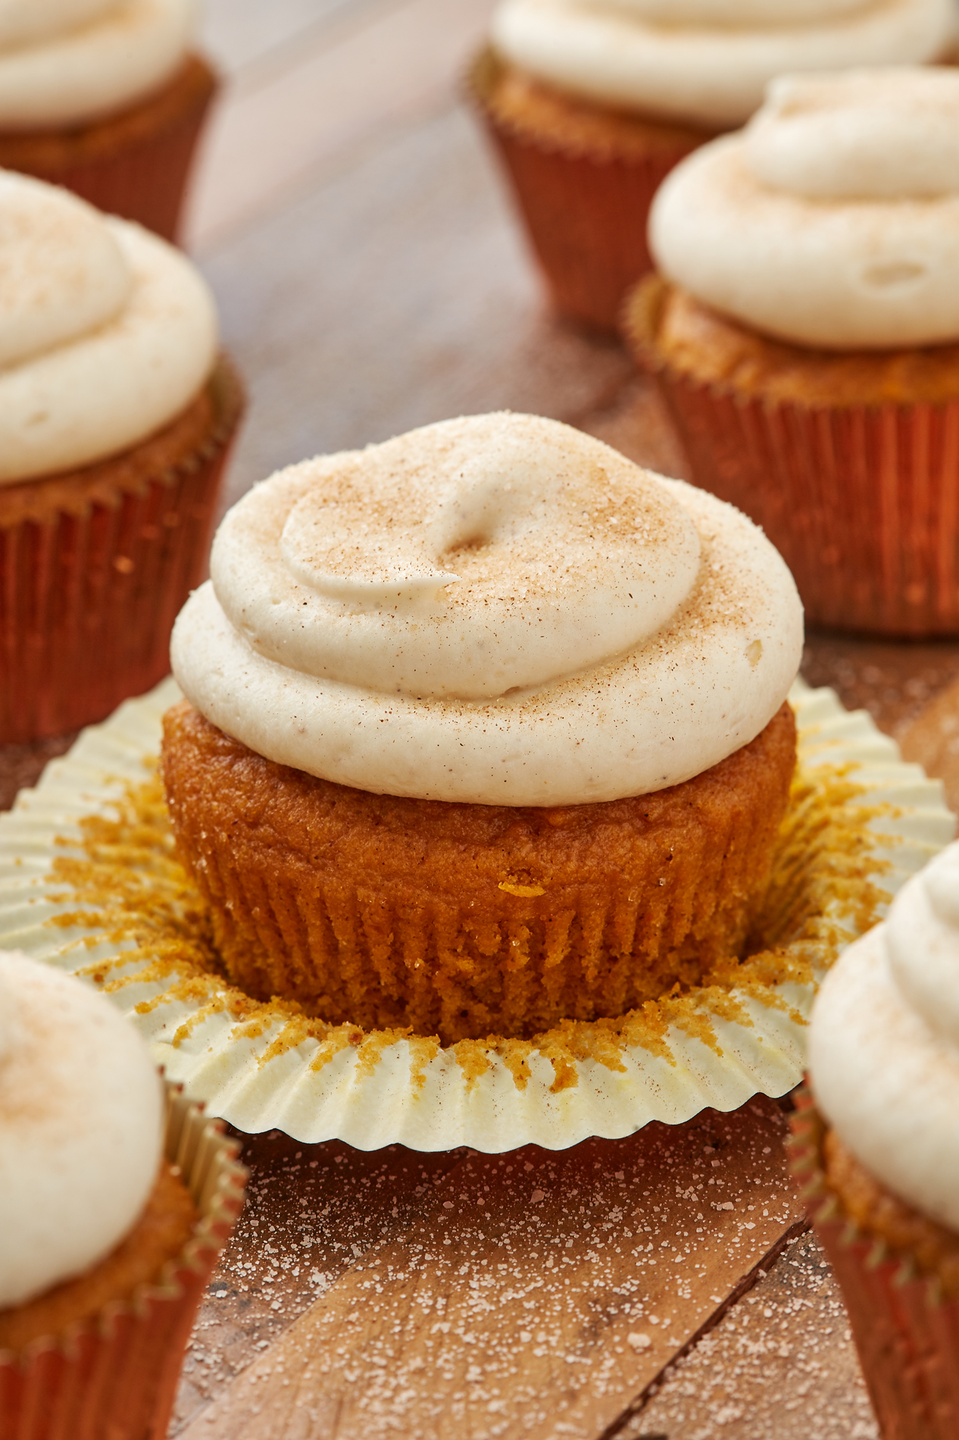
left=0, top=1083, right=247, bottom=1440
left=0, top=356, right=244, bottom=746
left=626, top=278, right=959, bottom=638
left=468, top=49, right=709, bottom=331
left=790, top=1090, right=959, bottom=1440
left=0, top=56, right=218, bottom=244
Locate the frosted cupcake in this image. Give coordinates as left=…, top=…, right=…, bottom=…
left=162, top=412, right=803, bottom=1045
left=0, top=950, right=245, bottom=1436
left=471, top=0, right=955, bottom=329
left=793, top=842, right=959, bottom=1439
left=0, top=170, right=242, bottom=744
left=0, top=0, right=216, bottom=241
left=626, top=66, right=959, bottom=636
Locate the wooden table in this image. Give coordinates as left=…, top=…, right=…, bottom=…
left=6, top=4, right=959, bottom=1435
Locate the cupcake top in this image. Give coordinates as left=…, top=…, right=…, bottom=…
left=490, top=0, right=954, bottom=129
left=0, top=0, right=195, bottom=130
left=809, top=842, right=959, bottom=1231
left=650, top=67, right=959, bottom=348
left=171, top=413, right=803, bottom=806
left=0, top=951, right=163, bottom=1310
left=0, top=170, right=217, bottom=483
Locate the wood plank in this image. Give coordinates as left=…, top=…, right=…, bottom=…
left=898, top=674, right=959, bottom=817
left=181, top=1099, right=803, bottom=1439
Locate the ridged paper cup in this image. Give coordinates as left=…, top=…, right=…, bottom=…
left=791, top=1091, right=959, bottom=1440
left=0, top=678, right=951, bottom=1154
left=0, top=356, right=243, bottom=746
left=0, top=56, right=218, bottom=244
left=0, top=1083, right=246, bottom=1440
left=469, top=49, right=716, bottom=331
left=625, top=275, right=959, bottom=637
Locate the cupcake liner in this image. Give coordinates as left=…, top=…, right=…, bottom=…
left=0, top=356, right=243, bottom=746
left=626, top=277, right=959, bottom=637
left=0, top=1084, right=246, bottom=1440
left=0, top=56, right=218, bottom=243
left=469, top=49, right=713, bottom=330
left=0, top=678, right=951, bottom=1154
left=791, top=1093, right=959, bottom=1440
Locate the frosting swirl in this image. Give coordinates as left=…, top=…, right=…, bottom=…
left=0, top=171, right=218, bottom=483
left=810, top=842, right=959, bottom=1232
left=490, top=0, right=954, bottom=129
left=0, top=0, right=194, bottom=130
left=0, top=950, right=163, bottom=1309
left=171, top=413, right=803, bottom=806
left=650, top=67, right=959, bottom=348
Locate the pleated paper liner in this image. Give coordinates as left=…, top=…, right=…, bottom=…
left=0, top=1083, right=246, bottom=1440
left=791, top=1090, right=959, bottom=1440
left=0, top=55, right=218, bottom=244
left=0, top=355, right=243, bottom=746
left=468, top=48, right=718, bottom=330
left=0, top=678, right=951, bottom=1154
left=625, top=275, right=959, bottom=637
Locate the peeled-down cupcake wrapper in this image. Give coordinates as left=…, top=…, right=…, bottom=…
left=0, top=678, right=951, bottom=1154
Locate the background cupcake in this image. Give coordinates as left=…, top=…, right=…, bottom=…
left=471, top=0, right=955, bottom=329
left=0, top=169, right=242, bottom=744
left=0, top=950, right=246, bottom=1438
left=793, top=841, right=959, bottom=1440
left=627, top=66, right=959, bottom=637
left=0, top=0, right=217, bottom=242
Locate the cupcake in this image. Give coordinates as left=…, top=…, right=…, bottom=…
left=471, top=0, right=955, bottom=330
left=793, top=841, right=959, bottom=1439
left=0, top=169, right=242, bottom=745
left=0, top=949, right=246, bottom=1436
left=162, top=412, right=803, bottom=1045
left=0, top=0, right=216, bottom=242
left=626, top=66, right=959, bottom=637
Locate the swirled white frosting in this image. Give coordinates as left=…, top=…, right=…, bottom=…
left=171, top=414, right=803, bottom=806
left=0, top=950, right=163, bottom=1310
left=0, top=171, right=217, bottom=484
left=490, top=0, right=953, bottom=129
left=650, top=67, right=959, bottom=349
left=0, top=0, right=195, bottom=130
left=810, top=841, right=959, bottom=1232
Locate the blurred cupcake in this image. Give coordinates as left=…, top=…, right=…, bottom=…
left=471, top=0, right=955, bottom=329
left=0, top=0, right=216, bottom=242
left=0, top=170, right=242, bottom=745
left=162, top=412, right=803, bottom=1045
left=0, top=950, right=246, bottom=1437
left=626, top=66, right=959, bottom=636
left=792, top=841, right=959, bottom=1439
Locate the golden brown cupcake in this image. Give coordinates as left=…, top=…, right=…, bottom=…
left=792, top=841, right=959, bottom=1440
left=0, top=950, right=246, bottom=1436
left=0, top=0, right=216, bottom=241
left=472, top=0, right=954, bottom=328
left=163, top=412, right=803, bottom=1044
left=627, top=66, right=959, bottom=637
left=0, top=169, right=242, bottom=744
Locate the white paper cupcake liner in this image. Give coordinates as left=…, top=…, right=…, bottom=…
left=0, top=678, right=952, bottom=1153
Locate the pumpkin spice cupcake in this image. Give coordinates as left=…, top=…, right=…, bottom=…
left=0, top=169, right=242, bottom=745
left=793, top=841, right=959, bottom=1440
left=471, top=0, right=955, bottom=329
left=0, top=0, right=217, bottom=241
left=626, top=66, right=959, bottom=636
left=162, top=412, right=803, bottom=1045
left=0, top=949, right=246, bottom=1438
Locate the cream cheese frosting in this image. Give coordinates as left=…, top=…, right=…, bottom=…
left=0, top=0, right=195, bottom=130
left=490, top=0, right=953, bottom=129
left=649, top=67, right=959, bottom=349
left=0, top=950, right=163, bottom=1310
left=171, top=413, right=803, bottom=806
left=809, top=842, right=959, bottom=1232
left=0, top=171, right=217, bottom=484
